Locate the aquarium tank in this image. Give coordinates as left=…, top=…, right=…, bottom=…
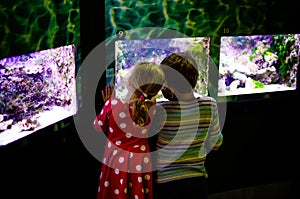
left=218, top=34, right=299, bottom=101
left=112, top=37, right=211, bottom=101
left=0, top=44, right=78, bottom=146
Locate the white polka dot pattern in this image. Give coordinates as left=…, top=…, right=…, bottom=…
left=138, top=177, right=142, bottom=183
left=144, top=175, right=150, bottom=180
left=114, top=189, right=119, bottom=194
left=125, top=133, right=132, bottom=138
left=136, top=165, right=141, bottom=171
left=120, top=123, right=126, bottom=129
left=119, top=157, right=124, bottom=163
left=111, top=99, right=118, bottom=105
left=144, top=157, right=149, bottom=163
left=119, top=112, right=126, bottom=118
left=140, top=145, right=146, bottom=151
left=141, top=129, right=147, bottom=134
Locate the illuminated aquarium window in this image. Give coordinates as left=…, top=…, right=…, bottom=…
left=112, top=37, right=211, bottom=101
left=218, top=34, right=299, bottom=97
left=0, top=44, right=77, bottom=146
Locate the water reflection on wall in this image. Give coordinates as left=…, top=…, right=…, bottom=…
left=105, top=0, right=270, bottom=66
left=0, top=0, right=80, bottom=61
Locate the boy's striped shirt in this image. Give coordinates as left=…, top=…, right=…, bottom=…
left=155, top=96, right=223, bottom=183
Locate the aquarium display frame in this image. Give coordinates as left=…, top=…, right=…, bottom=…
left=0, top=44, right=78, bottom=146
left=109, top=37, right=211, bottom=102
left=217, top=34, right=300, bottom=102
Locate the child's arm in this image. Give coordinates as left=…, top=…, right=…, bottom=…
left=206, top=101, right=223, bottom=151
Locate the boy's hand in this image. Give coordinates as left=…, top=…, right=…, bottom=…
left=102, top=85, right=114, bottom=103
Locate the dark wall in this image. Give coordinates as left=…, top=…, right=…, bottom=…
left=206, top=95, right=300, bottom=194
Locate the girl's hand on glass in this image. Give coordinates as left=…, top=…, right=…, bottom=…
left=102, top=85, right=114, bottom=103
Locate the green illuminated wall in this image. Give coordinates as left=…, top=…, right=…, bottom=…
left=0, top=0, right=80, bottom=62
left=104, top=0, right=298, bottom=66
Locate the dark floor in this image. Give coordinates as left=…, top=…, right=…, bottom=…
left=209, top=180, right=299, bottom=199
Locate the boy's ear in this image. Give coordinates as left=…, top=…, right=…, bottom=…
left=162, top=87, right=177, bottom=101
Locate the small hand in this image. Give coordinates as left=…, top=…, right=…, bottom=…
left=102, top=85, right=114, bottom=103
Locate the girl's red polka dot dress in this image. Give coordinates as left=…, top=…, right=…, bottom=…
left=94, top=98, right=154, bottom=199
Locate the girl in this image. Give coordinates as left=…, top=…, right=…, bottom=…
left=94, top=62, right=165, bottom=199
